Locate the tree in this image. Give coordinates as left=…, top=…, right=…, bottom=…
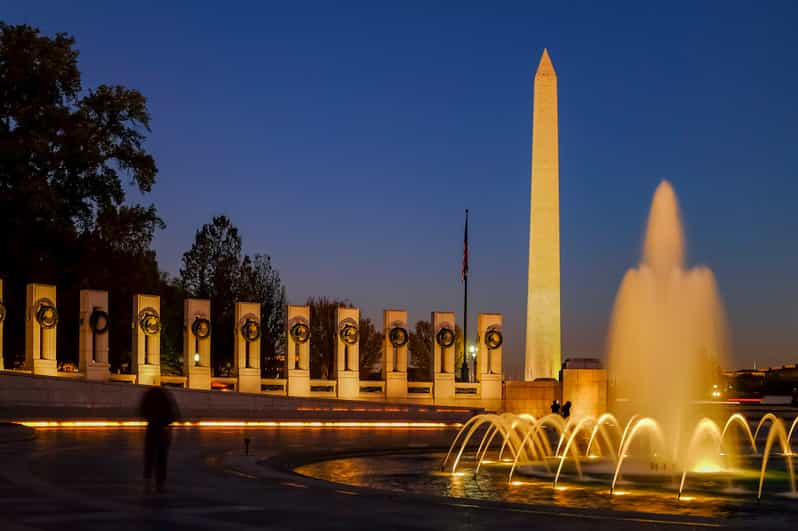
left=358, top=317, right=383, bottom=380
left=307, top=297, right=352, bottom=379
left=180, top=215, right=242, bottom=373
left=180, top=216, right=287, bottom=377
left=239, top=254, right=287, bottom=377
left=408, top=320, right=433, bottom=381
left=0, top=23, right=161, bottom=369
left=407, top=320, right=465, bottom=381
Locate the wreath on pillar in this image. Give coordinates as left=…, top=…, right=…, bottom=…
left=290, top=322, right=310, bottom=344
left=241, top=318, right=261, bottom=342
left=191, top=317, right=211, bottom=340
left=89, top=309, right=110, bottom=335
left=138, top=308, right=161, bottom=336
left=436, top=327, right=455, bottom=349
left=485, top=329, right=503, bottom=350
left=35, top=298, right=59, bottom=329
left=389, top=326, right=409, bottom=348
left=0, top=301, right=5, bottom=324
left=339, top=323, right=359, bottom=345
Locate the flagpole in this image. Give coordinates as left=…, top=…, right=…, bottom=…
left=461, top=209, right=469, bottom=383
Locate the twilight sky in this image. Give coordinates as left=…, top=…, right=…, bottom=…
left=5, top=1, right=797, bottom=374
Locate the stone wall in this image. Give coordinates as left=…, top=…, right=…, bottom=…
left=561, top=368, right=607, bottom=419
left=503, top=379, right=559, bottom=417
left=0, top=371, right=477, bottom=422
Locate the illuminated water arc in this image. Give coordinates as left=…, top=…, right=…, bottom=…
left=677, top=418, right=723, bottom=499
left=787, top=416, right=798, bottom=448
left=507, top=415, right=566, bottom=483
left=610, top=417, right=666, bottom=495
left=552, top=417, right=595, bottom=488
left=585, top=413, right=621, bottom=460
left=720, top=413, right=757, bottom=455
left=753, top=413, right=780, bottom=443
left=757, top=417, right=796, bottom=500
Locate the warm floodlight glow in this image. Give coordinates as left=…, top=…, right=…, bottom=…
left=18, top=420, right=460, bottom=430
left=692, top=460, right=723, bottom=474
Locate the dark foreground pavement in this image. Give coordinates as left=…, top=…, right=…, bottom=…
left=0, top=426, right=788, bottom=530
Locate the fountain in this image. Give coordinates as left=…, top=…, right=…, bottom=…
left=441, top=181, right=797, bottom=502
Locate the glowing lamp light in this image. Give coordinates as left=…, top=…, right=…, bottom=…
left=692, top=460, right=723, bottom=474
left=469, top=345, right=477, bottom=360
left=193, top=352, right=200, bottom=366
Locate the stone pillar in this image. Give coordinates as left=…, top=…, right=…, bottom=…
left=25, top=283, right=58, bottom=376
left=477, top=313, right=503, bottom=400
left=432, top=311, right=456, bottom=401
left=287, top=305, right=311, bottom=397
left=336, top=307, right=359, bottom=399
left=235, top=302, right=261, bottom=394
left=384, top=309, right=408, bottom=399
left=184, top=298, right=211, bottom=390
left=0, top=278, right=5, bottom=371
left=132, top=294, right=161, bottom=385
left=79, top=290, right=110, bottom=381
left=561, top=368, right=608, bottom=419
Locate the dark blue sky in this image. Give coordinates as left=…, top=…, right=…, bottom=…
left=6, top=1, right=797, bottom=373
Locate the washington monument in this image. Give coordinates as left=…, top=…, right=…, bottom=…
left=525, top=49, right=561, bottom=381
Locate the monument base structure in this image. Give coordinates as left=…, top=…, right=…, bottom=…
left=386, top=371, right=407, bottom=400
left=337, top=370, right=359, bottom=400
left=79, top=290, right=110, bottom=382
left=132, top=294, right=161, bottom=386
left=238, top=367, right=260, bottom=394
left=560, top=360, right=607, bottom=420
left=335, top=307, right=360, bottom=400
left=234, top=302, right=261, bottom=394
left=287, top=368, right=310, bottom=397
left=480, top=373, right=502, bottom=401
left=184, top=299, right=212, bottom=391
left=286, top=305, right=311, bottom=397
left=433, top=372, right=455, bottom=403
left=26, top=283, right=58, bottom=377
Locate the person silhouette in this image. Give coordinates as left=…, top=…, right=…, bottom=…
left=550, top=399, right=560, bottom=414
left=561, top=401, right=572, bottom=419
left=139, top=386, right=180, bottom=494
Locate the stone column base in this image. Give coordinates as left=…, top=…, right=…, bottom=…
left=480, top=373, right=502, bottom=400
left=187, top=366, right=211, bottom=390
left=287, top=368, right=310, bottom=397
left=238, top=367, right=261, bottom=394
left=337, top=370, right=359, bottom=399
left=32, top=358, right=57, bottom=376
left=433, top=372, right=455, bottom=402
left=386, top=371, right=408, bottom=399
left=84, top=362, right=110, bottom=382
left=136, top=364, right=161, bottom=386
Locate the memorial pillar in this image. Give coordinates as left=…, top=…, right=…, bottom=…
left=336, top=307, right=359, bottom=399
left=80, top=289, right=110, bottom=381
left=287, top=305, right=311, bottom=397
left=235, top=302, right=261, bottom=393
left=184, top=298, right=211, bottom=390
left=25, top=283, right=58, bottom=376
left=132, top=294, right=161, bottom=385
left=477, top=313, right=503, bottom=400
left=432, top=311, right=456, bottom=401
left=384, top=309, right=408, bottom=399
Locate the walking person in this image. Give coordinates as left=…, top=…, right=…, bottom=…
left=139, top=386, right=180, bottom=494
left=561, top=401, right=572, bottom=419
left=550, top=399, right=560, bottom=415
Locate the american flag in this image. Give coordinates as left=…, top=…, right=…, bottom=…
left=462, top=209, right=469, bottom=281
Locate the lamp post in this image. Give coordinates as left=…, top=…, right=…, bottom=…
left=469, top=344, right=477, bottom=382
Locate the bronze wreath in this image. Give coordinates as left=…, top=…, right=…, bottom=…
left=389, top=326, right=409, bottom=348
left=139, top=310, right=161, bottom=336
left=89, top=309, right=110, bottom=335
left=35, top=299, right=59, bottom=329
left=241, top=318, right=261, bottom=342
left=436, top=327, right=455, bottom=348
left=339, top=323, right=359, bottom=345
left=485, top=329, right=503, bottom=349
left=191, top=317, right=211, bottom=339
left=290, top=322, right=310, bottom=344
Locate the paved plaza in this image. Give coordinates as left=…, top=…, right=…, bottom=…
left=0, top=424, right=790, bottom=530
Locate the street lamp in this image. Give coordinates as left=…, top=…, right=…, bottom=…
left=194, top=352, right=200, bottom=367
left=469, top=344, right=477, bottom=382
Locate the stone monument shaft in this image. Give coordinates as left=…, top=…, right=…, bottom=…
left=525, top=49, right=561, bottom=380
